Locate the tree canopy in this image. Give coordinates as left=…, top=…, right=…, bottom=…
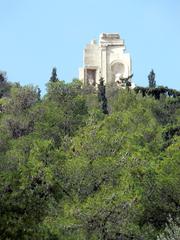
left=0, top=73, right=180, bottom=240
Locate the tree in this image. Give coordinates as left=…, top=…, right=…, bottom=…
left=148, top=69, right=156, bottom=88
left=49, top=67, right=59, bottom=82
left=0, top=72, right=180, bottom=240
left=157, top=218, right=180, bottom=240
left=37, top=87, right=41, bottom=101
left=98, top=78, right=108, bottom=114
left=0, top=137, right=64, bottom=239
left=157, top=217, right=180, bottom=240
left=1, top=85, right=40, bottom=139
left=0, top=71, right=11, bottom=98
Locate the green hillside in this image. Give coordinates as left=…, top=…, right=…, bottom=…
left=0, top=72, right=180, bottom=240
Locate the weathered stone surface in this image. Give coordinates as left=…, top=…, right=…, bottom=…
left=79, top=33, right=133, bottom=87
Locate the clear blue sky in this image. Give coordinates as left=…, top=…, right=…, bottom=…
left=0, top=0, right=180, bottom=93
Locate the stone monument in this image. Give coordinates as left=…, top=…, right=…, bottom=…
left=79, top=33, right=134, bottom=88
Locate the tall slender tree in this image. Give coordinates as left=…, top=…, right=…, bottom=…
left=98, top=77, right=108, bottom=114
left=148, top=69, right=156, bottom=88
left=0, top=71, right=11, bottom=98
left=49, top=67, right=59, bottom=82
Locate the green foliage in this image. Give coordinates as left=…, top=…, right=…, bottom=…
left=157, top=217, right=180, bottom=240
left=44, top=79, right=88, bottom=141
left=0, top=78, right=179, bottom=240
left=0, top=137, right=59, bottom=239
left=98, top=78, right=108, bottom=114
left=148, top=69, right=156, bottom=88
left=49, top=67, right=59, bottom=82
left=0, top=85, right=39, bottom=140
left=134, top=86, right=180, bottom=99
left=6, top=85, right=39, bottom=114
left=0, top=71, right=11, bottom=99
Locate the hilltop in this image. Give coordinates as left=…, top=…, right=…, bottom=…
left=0, top=71, right=180, bottom=240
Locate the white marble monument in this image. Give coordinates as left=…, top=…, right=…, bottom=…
left=79, top=33, right=133, bottom=88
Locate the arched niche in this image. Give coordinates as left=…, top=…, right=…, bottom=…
left=111, top=62, right=125, bottom=83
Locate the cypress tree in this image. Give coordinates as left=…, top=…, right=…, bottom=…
left=98, top=77, right=108, bottom=114
left=148, top=69, right=156, bottom=88
left=49, top=67, right=59, bottom=82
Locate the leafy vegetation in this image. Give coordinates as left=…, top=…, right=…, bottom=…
left=0, top=71, right=180, bottom=240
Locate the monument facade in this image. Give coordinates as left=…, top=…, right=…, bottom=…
left=79, top=33, right=133, bottom=87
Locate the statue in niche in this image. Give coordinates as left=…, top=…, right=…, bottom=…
left=111, top=62, right=125, bottom=86
left=87, top=69, right=96, bottom=86
left=115, top=73, right=123, bottom=86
